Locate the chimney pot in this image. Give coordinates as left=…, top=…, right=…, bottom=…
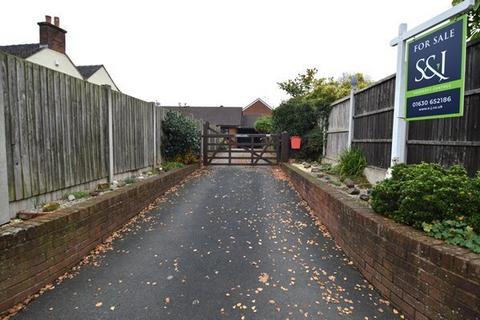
left=38, top=16, right=66, bottom=54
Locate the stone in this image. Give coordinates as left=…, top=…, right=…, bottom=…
left=67, top=194, right=76, bottom=202
left=42, top=202, right=60, bottom=212
left=324, top=176, right=330, bottom=181
left=316, top=173, right=324, bottom=178
left=96, top=183, right=110, bottom=191
left=367, top=188, right=373, bottom=195
left=90, top=191, right=100, bottom=197
left=360, top=194, right=370, bottom=201
left=17, top=210, right=46, bottom=220
left=138, top=175, right=145, bottom=180
left=347, top=188, right=360, bottom=195
left=311, top=167, right=321, bottom=173
left=303, top=163, right=311, bottom=169
left=344, top=178, right=355, bottom=188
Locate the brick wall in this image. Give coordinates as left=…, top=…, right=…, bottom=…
left=282, top=164, right=480, bottom=320
left=0, top=164, right=199, bottom=314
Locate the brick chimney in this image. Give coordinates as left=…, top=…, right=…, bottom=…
left=38, top=15, right=67, bottom=53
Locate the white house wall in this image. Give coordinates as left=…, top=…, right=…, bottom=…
left=88, top=67, right=119, bottom=91
left=27, top=48, right=83, bottom=79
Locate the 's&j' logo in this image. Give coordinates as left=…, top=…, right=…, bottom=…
left=414, top=50, right=449, bottom=83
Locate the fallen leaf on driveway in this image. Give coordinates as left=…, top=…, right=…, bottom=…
left=258, top=272, right=269, bottom=283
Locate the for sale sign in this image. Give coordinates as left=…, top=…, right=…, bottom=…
left=405, top=15, right=467, bottom=121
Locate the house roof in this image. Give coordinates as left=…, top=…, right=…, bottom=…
left=165, top=106, right=243, bottom=127
left=0, top=43, right=43, bottom=59
left=77, top=65, right=103, bottom=79
left=243, top=98, right=273, bottom=111
left=241, top=114, right=261, bottom=128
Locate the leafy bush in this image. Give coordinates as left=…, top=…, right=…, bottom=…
left=174, top=150, right=198, bottom=165
left=297, top=127, right=324, bottom=161
left=423, top=219, right=480, bottom=253
left=272, top=98, right=317, bottom=136
left=371, top=163, right=480, bottom=231
left=254, top=116, right=273, bottom=133
left=162, top=111, right=200, bottom=162
left=337, top=147, right=367, bottom=178
left=42, top=202, right=60, bottom=212
left=162, top=161, right=184, bottom=172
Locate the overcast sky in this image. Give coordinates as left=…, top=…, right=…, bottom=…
left=1, top=0, right=452, bottom=107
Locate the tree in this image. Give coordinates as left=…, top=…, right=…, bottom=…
left=254, top=116, right=273, bottom=133
left=274, top=69, right=372, bottom=161
left=453, top=0, right=480, bottom=41
left=272, top=98, right=317, bottom=136
left=277, top=68, right=318, bottom=97
left=279, top=69, right=371, bottom=104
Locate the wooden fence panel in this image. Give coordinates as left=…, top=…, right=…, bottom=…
left=351, top=75, right=395, bottom=169
left=0, top=50, right=204, bottom=212
left=0, top=53, right=110, bottom=201
left=112, top=92, right=154, bottom=174
left=324, top=40, right=480, bottom=172
left=325, top=98, right=350, bottom=160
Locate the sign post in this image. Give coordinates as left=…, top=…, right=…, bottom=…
left=389, top=0, right=475, bottom=168
left=390, top=23, right=408, bottom=166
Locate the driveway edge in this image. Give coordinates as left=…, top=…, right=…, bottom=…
left=281, top=163, right=480, bottom=320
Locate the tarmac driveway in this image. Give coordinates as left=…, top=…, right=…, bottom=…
left=13, top=166, right=400, bottom=320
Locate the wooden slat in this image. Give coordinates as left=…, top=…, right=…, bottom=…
left=8, top=56, right=23, bottom=200
left=25, top=62, right=38, bottom=196
left=1, top=54, right=15, bottom=201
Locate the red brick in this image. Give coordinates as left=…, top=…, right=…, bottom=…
left=281, top=164, right=480, bottom=320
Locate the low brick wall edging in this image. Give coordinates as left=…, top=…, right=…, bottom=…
left=0, top=164, right=199, bottom=314
left=281, top=163, right=480, bottom=320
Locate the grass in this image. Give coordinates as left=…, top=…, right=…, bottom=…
left=162, top=161, right=184, bottom=172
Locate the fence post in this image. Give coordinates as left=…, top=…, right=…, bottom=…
left=158, top=107, right=163, bottom=166
left=281, top=132, right=289, bottom=162
left=347, top=89, right=355, bottom=148
left=0, top=67, right=10, bottom=224
left=390, top=23, right=408, bottom=168
left=152, top=103, right=157, bottom=168
left=103, top=85, right=114, bottom=184
left=203, top=121, right=209, bottom=166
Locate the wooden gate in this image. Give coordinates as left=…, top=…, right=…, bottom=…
left=202, top=122, right=289, bottom=166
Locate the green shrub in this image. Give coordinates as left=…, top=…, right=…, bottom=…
left=42, top=202, right=60, bottom=212
left=272, top=98, right=317, bottom=136
left=254, top=116, right=273, bottom=133
left=297, top=127, right=324, bottom=161
left=162, top=111, right=200, bottom=162
left=337, top=147, right=367, bottom=177
left=162, top=161, right=184, bottom=172
left=371, top=163, right=480, bottom=231
left=423, top=219, right=480, bottom=254
left=173, top=150, right=198, bottom=165
left=71, top=191, right=88, bottom=199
